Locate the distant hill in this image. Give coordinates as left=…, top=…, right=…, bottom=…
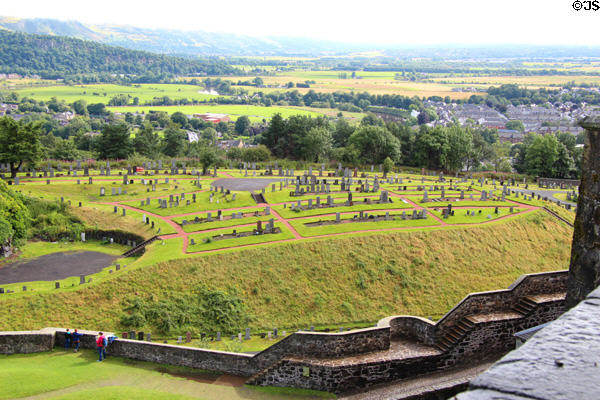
left=2, top=16, right=600, bottom=59
left=0, top=30, right=237, bottom=79
left=0, top=16, right=369, bottom=57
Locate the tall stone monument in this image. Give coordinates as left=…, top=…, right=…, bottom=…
left=566, top=115, right=600, bottom=309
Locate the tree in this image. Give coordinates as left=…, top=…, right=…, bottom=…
left=95, top=122, right=133, bottom=160
left=171, top=112, right=188, bottom=128
left=0, top=117, right=43, bottom=178
left=413, top=126, right=449, bottom=169
left=162, top=125, right=187, bottom=157
left=201, top=127, right=217, bottom=143
left=133, top=123, right=161, bottom=158
left=216, top=121, right=229, bottom=134
left=72, top=99, right=88, bottom=116
left=348, top=126, right=401, bottom=164
left=465, top=131, right=491, bottom=171
left=87, top=103, right=107, bottom=116
left=48, top=138, right=80, bottom=161
left=234, top=116, right=251, bottom=136
left=226, top=147, right=243, bottom=160
left=242, top=145, right=271, bottom=162
left=382, top=157, right=394, bottom=178
left=553, top=142, right=575, bottom=178
left=333, top=118, right=355, bottom=147
left=490, top=141, right=511, bottom=172
left=525, top=134, right=559, bottom=177
left=301, top=127, right=332, bottom=162
left=444, top=125, right=472, bottom=172
left=505, top=120, right=525, bottom=131
left=199, top=147, right=218, bottom=175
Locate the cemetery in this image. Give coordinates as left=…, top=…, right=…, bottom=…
left=0, top=157, right=580, bottom=397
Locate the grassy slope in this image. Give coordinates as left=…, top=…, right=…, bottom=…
left=0, top=212, right=572, bottom=332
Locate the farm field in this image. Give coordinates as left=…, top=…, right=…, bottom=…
left=108, top=104, right=323, bottom=122
left=13, top=83, right=220, bottom=104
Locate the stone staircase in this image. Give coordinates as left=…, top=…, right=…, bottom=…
left=511, top=296, right=538, bottom=316
left=436, top=317, right=476, bottom=352
left=121, top=235, right=159, bottom=257
left=246, top=271, right=568, bottom=394
left=251, top=192, right=267, bottom=204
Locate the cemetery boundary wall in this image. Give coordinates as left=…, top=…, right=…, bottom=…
left=0, top=270, right=568, bottom=392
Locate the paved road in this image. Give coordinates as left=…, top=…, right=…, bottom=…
left=0, top=251, right=117, bottom=284
left=513, top=188, right=577, bottom=207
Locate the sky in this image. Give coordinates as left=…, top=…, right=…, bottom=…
left=2, top=0, right=599, bottom=46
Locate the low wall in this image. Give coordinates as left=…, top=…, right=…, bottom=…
left=538, top=177, right=579, bottom=188
left=252, top=327, right=390, bottom=370
left=0, top=331, right=54, bottom=354
left=53, top=330, right=254, bottom=376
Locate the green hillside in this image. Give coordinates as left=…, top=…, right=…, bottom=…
left=0, top=212, right=572, bottom=336
left=0, top=30, right=237, bottom=79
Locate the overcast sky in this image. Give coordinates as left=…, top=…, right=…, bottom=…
left=3, top=0, right=598, bottom=45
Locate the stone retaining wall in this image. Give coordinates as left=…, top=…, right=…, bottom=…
left=0, top=331, right=54, bottom=354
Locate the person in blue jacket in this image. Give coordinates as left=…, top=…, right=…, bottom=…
left=64, top=329, right=72, bottom=349
left=72, top=329, right=82, bottom=352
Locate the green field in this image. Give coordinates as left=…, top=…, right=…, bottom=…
left=107, top=104, right=324, bottom=122
left=14, top=83, right=219, bottom=104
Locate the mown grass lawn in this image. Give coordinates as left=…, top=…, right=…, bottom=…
left=0, top=350, right=333, bottom=400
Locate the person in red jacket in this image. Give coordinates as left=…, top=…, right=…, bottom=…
left=96, top=332, right=107, bottom=362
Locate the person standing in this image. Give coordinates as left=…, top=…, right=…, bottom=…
left=96, top=332, right=106, bottom=362
left=72, top=329, right=82, bottom=353
left=64, top=329, right=72, bottom=349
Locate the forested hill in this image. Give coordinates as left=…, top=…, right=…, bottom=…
left=0, top=30, right=237, bottom=80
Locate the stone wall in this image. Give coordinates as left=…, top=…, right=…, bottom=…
left=538, top=177, right=580, bottom=188
left=53, top=329, right=255, bottom=376
left=0, top=330, right=54, bottom=354
left=385, top=270, right=567, bottom=345
left=249, top=297, right=566, bottom=393
left=248, top=272, right=569, bottom=393
left=251, top=327, right=390, bottom=371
